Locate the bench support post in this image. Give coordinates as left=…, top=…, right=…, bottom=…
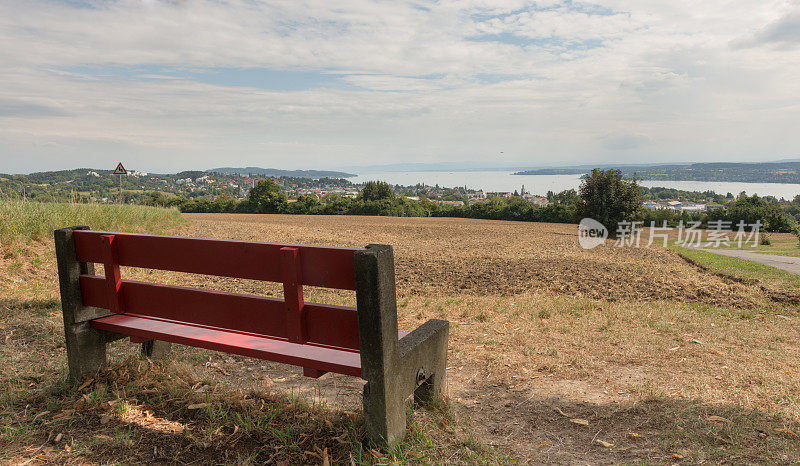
left=141, top=340, right=172, bottom=360
left=55, top=226, right=110, bottom=382
left=355, top=245, right=449, bottom=446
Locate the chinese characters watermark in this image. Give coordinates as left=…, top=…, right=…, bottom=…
left=579, top=218, right=762, bottom=250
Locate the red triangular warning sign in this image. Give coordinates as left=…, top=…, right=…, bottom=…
left=113, top=163, right=127, bottom=175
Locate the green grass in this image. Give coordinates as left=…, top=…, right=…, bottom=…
left=670, top=245, right=800, bottom=290
left=0, top=201, right=184, bottom=246
left=710, top=235, right=800, bottom=255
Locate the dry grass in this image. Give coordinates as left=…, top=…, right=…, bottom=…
left=2, top=213, right=800, bottom=463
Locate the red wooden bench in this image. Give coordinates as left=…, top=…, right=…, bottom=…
left=54, top=226, right=449, bottom=445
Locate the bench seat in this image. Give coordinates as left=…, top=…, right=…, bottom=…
left=91, top=313, right=363, bottom=377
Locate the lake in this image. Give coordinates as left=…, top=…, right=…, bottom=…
left=351, top=171, right=800, bottom=200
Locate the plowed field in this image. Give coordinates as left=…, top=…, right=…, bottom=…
left=181, top=214, right=770, bottom=307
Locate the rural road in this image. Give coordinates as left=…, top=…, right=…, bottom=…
left=692, top=248, right=800, bottom=275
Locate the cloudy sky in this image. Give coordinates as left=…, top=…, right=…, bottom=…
left=1, top=0, right=799, bottom=174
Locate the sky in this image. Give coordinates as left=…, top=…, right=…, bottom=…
left=1, top=0, right=799, bottom=174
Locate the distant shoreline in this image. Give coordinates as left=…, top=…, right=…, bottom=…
left=511, top=170, right=800, bottom=185
left=513, top=162, right=800, bottom=185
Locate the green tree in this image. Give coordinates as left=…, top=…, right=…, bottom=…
left=724, top=194, right=796, bottom=232
left=551, top=189, right=580, bottom=207
left=285, top=194, right=322, bottom=214
left=247, top=179, right=287, bottom=213
left=578, top=169, right=642, bottom=233
left=359, top=181, right=394, bottom=201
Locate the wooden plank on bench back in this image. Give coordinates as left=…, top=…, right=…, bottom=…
left=80, top=275, right=360, bottom=351
left=72, top=230, right=362, bottom=290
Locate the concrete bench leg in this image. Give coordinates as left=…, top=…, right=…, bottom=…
left=55, top=226, right=117, bottom=382
left=63, top=322, right=108, bottom=383
left=355, top=245, right=450, bottom=446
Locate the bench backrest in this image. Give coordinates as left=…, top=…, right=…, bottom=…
left=72, top=229, right=367, bottom=351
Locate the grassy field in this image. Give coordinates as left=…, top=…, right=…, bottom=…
left=672, top=231, right=800, bottom=257
left=0, top=201, right=184, bottom=247
left=714, top=233, right=798, bottom=252
left=2, top=209, right=800, bottom=463
left=671, top=245, right=800, bottom=292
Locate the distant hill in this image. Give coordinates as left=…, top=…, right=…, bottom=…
left=0, top=167, right=356, bottom=203
left=207, top=167, right=355, bottom=178
left=514, top=161, right=800, bottom=184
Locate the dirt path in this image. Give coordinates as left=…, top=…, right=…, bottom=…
left=694, top=247, right=800, bottom=275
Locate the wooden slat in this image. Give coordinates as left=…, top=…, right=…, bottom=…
left=80, top=275, right=361, bottom=351
left=73, top=230, right=362, bottom=290
left=281, top=247, right=306, bottom=343
left=99, top=234, right=124, bottom=313
left=90, top=314, right=362, bottom=377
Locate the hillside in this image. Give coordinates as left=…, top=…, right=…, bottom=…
left=515, top=161, right=800, bottom=184
left=0, top=169, right=353, bottom=204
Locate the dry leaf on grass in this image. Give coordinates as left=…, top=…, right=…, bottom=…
left=774, top=428, right=800, bottom=438
left=595, top=439, right=614, bottom=448
left=706, top=415, right=732, bottom=423
left=627, top=432, right=639, bottom=439
left=51, top=410, right=74, bottom=422
left=554, top=407, right=570, bottom=417
left=187, top=403, right=207, bottom=410
left=77, top=378, right=93, bottom=391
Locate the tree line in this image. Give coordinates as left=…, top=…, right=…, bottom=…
left=144, top=169, right=799, bottom=233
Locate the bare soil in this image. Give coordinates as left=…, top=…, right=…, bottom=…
left=181, top=214, right=777, bottom=306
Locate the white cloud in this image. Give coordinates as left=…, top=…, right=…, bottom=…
left=0, top=0, right=799, bottom=173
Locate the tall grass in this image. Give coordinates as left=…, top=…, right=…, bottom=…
left=0, top=201, right=184, bottom=247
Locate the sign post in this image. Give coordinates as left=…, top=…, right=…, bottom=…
left=113, top=163, right=127, bottom=203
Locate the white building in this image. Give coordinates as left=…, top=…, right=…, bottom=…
left=667, top=201, right=682, bottom=210
left=681, top=203, right=707, bottom=212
